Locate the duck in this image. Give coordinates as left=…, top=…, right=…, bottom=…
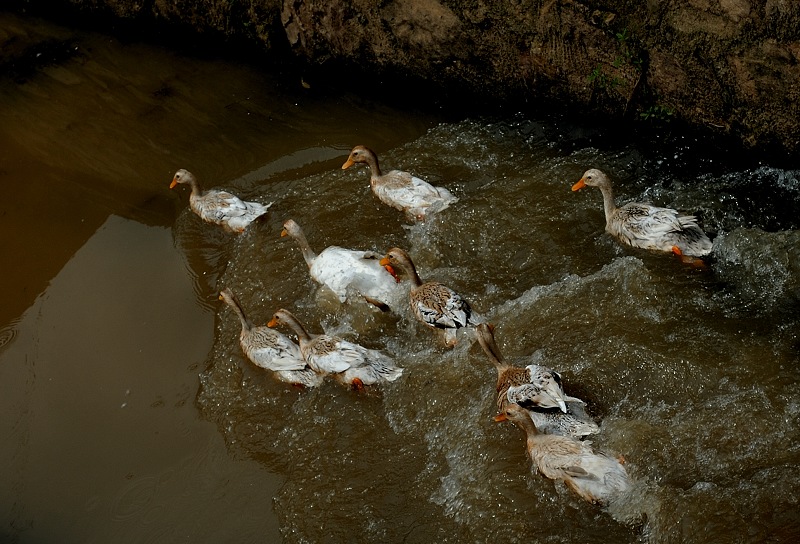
left=281, top=219, right=399, bottom=311
left=572, top=168, right=712, bottom=258
left=476, top=323, right=597, bottom=439
left=476, top=324, right=580, bottom=414
left=218, top=288, right=323, bottom=388
left=267, top=309, right=403, bottom=389
left=341, top=145, right=457, bottom=221
left=380, top=248, right=478, bottom=347
left=502, top=403, right=631, bottom=506
left=170, top=169, right=271, bottom=233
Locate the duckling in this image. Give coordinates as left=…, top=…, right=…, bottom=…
left=503, top=403, right=631, bottom=506
left=572, top=168, right=712, bottom=258
left=342, top=145, right=457, bottom=221
left=267, top=309, right=403, bottom=389
left=380, top=248, right=478, bottom=347
left=218, top=288, right=323, bottom=388
left=170, top=169, right=271, bottom=233
left=280, top=219, right=399, bottom=311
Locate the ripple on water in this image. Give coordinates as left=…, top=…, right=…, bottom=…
left=189, top=118, right=800, bottom=544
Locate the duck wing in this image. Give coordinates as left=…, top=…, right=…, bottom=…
left=303, top=335, right=360, bottom=374
left=243, top=327, right=306, bottom=371
left=412, top=282, right=472, bottom=330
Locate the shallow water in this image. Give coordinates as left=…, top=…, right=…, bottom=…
left=2, top=11, right=800, bottom=544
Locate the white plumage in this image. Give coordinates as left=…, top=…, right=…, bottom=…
left=281, top=219, right=400, bottom=311
left=170, top=169, right=270, bottom=233
left=342, top=145, right=457, bottom=221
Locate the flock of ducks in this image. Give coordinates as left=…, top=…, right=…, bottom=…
left=170, top=147, right=715, bottom=509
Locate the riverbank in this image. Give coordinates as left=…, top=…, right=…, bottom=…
left=5, top=0, right=800, bottom=161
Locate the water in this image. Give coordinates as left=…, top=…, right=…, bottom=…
left=2, top=10, right=799, bottom=544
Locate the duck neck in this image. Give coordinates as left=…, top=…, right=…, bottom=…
left=516, top=413, right=540, bottom=438
left=186, top=176, right=203, bottom=198
left=365, top=152, right=383, bottom=178
left=401, top=258, right=423, bottom=287
left=279, top=312, right=313, bottom=345
left=226, top=295, right=252, bottom=331
left=597, top=183, right=618, bottom=228
left=285, top=226, right=317, bottom=268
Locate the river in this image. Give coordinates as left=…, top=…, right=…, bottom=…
left=1, top=10, right=798, bottom=544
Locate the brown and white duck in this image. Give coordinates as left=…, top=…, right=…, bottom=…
left=170, top=169, right=271, bottom=233
left=218, top=288, right=323, bottom=388
left=267, top=309, right=403, bottom=389
left=476, top=323, right=598, bottom=439
left=572, top=168, right=712, bottom=258
left=342, top=145, right=457, bottom=221
left=502, top=403, right=631, bottom=506
left=380, top=248, right=478, bottom=347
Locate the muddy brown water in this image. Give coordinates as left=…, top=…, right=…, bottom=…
left=2, top=11, right=800, bottom=544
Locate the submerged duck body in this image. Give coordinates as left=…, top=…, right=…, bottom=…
left=573, top=168, right=712, bottom=257
left=218, top=288, right=323, bottom=387
left=170, top=169, right=271, bottom=233
left=342, top=145, right=457, bottom=221
left=281, top=219, right=399, bottom=310
left=503, top=404, right=631, bottom=505
left=380, top=248, right=478, bottom=347
left=267, top=309, right=403, bottom=388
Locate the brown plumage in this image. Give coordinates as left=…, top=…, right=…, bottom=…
left=379, top=247, right=478, bottom=347
left=476, top=323, right=599, bottom=439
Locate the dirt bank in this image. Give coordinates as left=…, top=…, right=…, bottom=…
left=7, top=0, right=800, bottom=155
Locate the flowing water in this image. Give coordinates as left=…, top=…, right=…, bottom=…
left=2, top=10, right=799, bottom=544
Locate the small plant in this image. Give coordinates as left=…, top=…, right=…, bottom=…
left=587, top=65, right=621, bottom=89
left=640, top=105, right=675, bottom=122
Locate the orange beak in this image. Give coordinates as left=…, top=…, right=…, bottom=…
left=280, top=228, right=288, bottom=237
left=571, top=178, right=587, bottom=191
left=267, top=317, right=279, bottom=328
left=169, top=178, right=179, bottom=189
left=493, top=413, right=508, bottom=422
left=341, top=157, right=355, bottom=170
left=379, top=257, right=399, bottom=281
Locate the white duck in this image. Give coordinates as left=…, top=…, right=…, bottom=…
left=267, top=309, right=403, bottom=389
left=380, top=248, right=479, bottom=347
left=218, top=288, right=323, bottom=388
left=572, top=168, right=712, bottom=258
left=342, top=145, right=457, bottom=221
left=281, top=219, right=399, bottom=311
left=503, top=403, right=631, bottom=505
left=170, top=169, right=271, bottom=233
